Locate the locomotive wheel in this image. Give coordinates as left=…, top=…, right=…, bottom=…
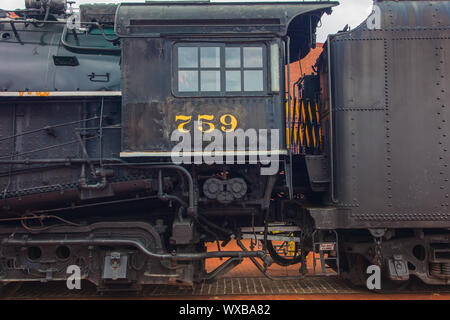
left=343, top=254, right=410, bottom=292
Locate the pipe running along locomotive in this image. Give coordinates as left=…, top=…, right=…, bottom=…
left=0, top=0, right=449, bottom=291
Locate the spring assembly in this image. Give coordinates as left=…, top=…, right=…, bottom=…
left=442, top=263, right=450, bottom=276
left=430, top=262, right=441, bottom=276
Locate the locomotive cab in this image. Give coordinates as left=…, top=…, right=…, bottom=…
left=116, top=2, right=333, bottom=177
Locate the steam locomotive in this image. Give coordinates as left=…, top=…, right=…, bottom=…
left=0, top=0, right=448, bottom=292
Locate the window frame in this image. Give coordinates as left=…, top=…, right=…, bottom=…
left=172, top=42, right=269, bottom=97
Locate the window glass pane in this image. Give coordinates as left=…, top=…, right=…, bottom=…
left=178, top=47, right=198, bottom=68
left=179, top=70, right=198, bottom=92
left=244, top=70, right=263, bottom=91
left=243, top=47, right=263, bottom=68
left=226, top=71, right=241, bottom=92
left=225, top=48, right=241, bottom=68
left=201, top=71, right=221, bottom=91
left=201, top=47, right=220, bottom=68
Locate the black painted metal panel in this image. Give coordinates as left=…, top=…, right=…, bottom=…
left=323, top=0, right=450, bottom=228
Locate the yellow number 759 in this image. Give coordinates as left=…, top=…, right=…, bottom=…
left=176, top=114, right=237, bottom=133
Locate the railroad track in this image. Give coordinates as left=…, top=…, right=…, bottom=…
left=1, top=276, right=450, bottom=299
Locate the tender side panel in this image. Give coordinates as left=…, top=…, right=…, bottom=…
left=332, top=39, right=387, bottom=209
left=389, top=36, right=450, bottom=211
left=327, top=29, right=450, bottom=228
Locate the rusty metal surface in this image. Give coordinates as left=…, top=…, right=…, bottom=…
left=0, top=98, right=123, bottom=206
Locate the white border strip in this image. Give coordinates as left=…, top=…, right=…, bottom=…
left=0, top=91, right=122, bottom=97
left=120, top=150, right=288, bottom=157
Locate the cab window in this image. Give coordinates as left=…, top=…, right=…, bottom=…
left=174, top=44, right=267, bottom=96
